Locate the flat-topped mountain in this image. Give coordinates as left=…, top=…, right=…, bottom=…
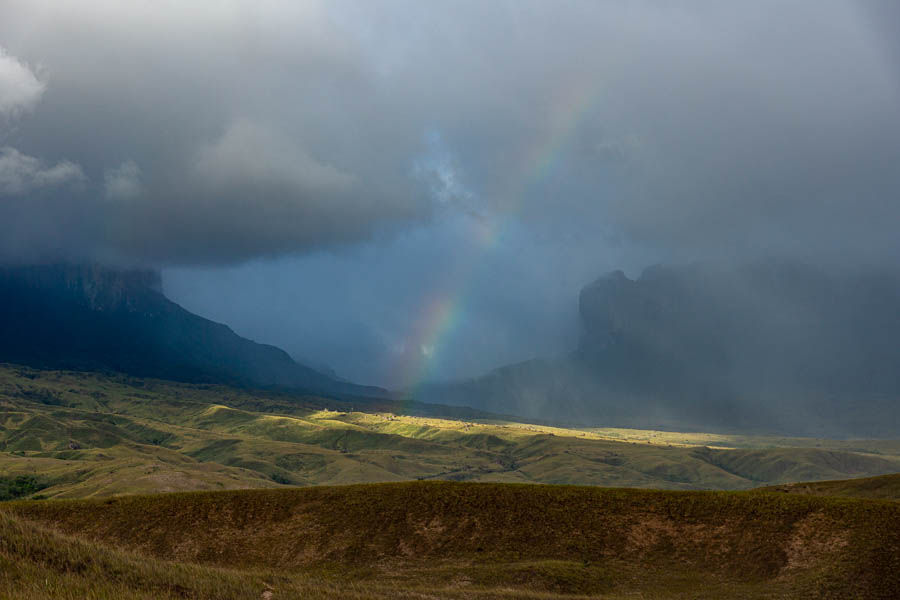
left=577, top=262, right=900, bottom=396
left=418, top=261, right=900, bottom=436
left=0, top=264, right=384, bottom=398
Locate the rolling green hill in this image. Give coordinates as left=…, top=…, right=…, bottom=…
left=2, top=363, right=899, bottom=498
left=4, top=481, right=900, bottom=599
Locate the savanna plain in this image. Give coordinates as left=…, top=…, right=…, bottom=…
left=2, top=364, right=900, bottom=599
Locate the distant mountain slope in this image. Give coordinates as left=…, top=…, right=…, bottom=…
left=0, top=264, right=384, bottom=398
left=417, top=261, right=900, bottom=436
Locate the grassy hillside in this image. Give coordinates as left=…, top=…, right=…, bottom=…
left=4, top=481, right=900, bottom=599
left=763, top=473, right=900, bottom=501
left=1, top=363, right=899, bottom=497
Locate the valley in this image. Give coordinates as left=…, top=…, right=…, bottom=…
left=2, top=363, right=899, bottom=498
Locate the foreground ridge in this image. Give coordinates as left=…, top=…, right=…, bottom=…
left=4, top=481, right=900, bottom=599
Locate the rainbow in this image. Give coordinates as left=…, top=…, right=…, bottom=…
left=393, top=77, right=600, bottom=397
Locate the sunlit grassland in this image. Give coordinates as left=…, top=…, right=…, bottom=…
left=1, top=363, right=899, bottom=499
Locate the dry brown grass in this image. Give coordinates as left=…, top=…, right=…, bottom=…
left=5, top=481, right=900, bottom=598
left=763, top=472, right=900, bottom=501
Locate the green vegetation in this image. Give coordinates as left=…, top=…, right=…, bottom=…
left=0, top=475, right=47, bottom=501
left=4, top=481, right=900, bottom=598
left=1, top=363, right=899, bottom=498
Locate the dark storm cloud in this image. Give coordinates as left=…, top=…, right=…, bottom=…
left=0, top=1, right=428, bottom=265
left=1, top=1, right=899, bottom=267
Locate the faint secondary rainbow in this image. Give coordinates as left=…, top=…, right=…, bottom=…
left=393, top=78, right=600, bottom=398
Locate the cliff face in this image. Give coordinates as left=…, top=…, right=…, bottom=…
left=0, top=264, right=383, bottom=398
left=2, top=264, right=162, bottom=312
left=576, top=262, right=900, bottom=399
left=417, top=261, right=900, bottom=436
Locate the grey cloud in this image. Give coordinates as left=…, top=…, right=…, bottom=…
left=103, top=160, right=142, bottom=202
left=0, top=146, right=84, bottom=195
left=0, top=46, right=44, bottom=118
left=1, top=1, right=898, bottom=268
left=0, top=0, right=426, bottom=265
left=193, top=119, right=355, bottom=194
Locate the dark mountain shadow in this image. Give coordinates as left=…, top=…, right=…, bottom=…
left=0, top=264, right=385, bottom=399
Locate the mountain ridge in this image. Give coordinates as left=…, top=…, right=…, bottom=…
left=0, top=264, right=385, bottom=399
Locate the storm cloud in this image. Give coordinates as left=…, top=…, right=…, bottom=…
left=2, top=1, right=900, bottom=384
left=0, top=1, right=898, bottom=266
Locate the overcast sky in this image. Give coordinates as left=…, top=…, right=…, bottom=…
left=1, top=1, right=899, bottom=386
